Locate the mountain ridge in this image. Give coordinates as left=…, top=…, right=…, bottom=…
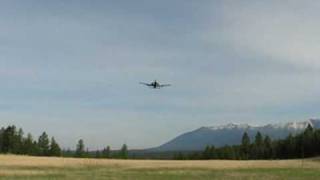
left=150, top=118, right=320, bottom=152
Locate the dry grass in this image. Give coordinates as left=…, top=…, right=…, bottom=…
left=1, top=155, right=320, bottom=179
left=0, top=154, right=319, bottom=170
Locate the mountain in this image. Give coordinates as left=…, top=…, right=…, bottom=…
left=151, top=119, right=320, bottom=152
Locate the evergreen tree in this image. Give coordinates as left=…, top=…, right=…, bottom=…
left=16, top=128, right=24, bottom=154
left=21, top=133, right=36, bottom=155
left=252, top=131, right=264, bottom=159
left=241, top=132, right=250, bottom=160
left=119, top=144, right=128, bottom=159
left=263, top=135, right=272, bottom=159
left=0, top=125, right=61, bottom=157
left=221, top=145, right=235, bottom=160
left=303, top=124, right=314, bottom=157
left=32, top=140, right=40, bottom=155
left=2, top=125, right=19, bottom=153
left=285, top=134, right=296, bottom=158
left=49, top=137, right=61, bottom=156
left=38, top=132, right=50, bottom=156
left=254, top=132, right=263, bottom=148
left=202, top=145, right=211, bottom=159
left=0, top=127, right=4, bottom=152
left=102, top=146, right=111, bottom=158
left=314, top=130, right=320, bottom=154
left=210, top=146, right=217, bottom=159
left=75, top=139, right=85, bottom=157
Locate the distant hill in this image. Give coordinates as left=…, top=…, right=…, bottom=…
left=150, top=119, right=320, bottom=152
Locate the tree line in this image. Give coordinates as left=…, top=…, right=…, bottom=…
left=0, top=125, right=61, bottom=156
left=0, top=125, right=129, bottom=159
left=2, top=124, right=320, bottom=160
left=71, top=139, right=128, bottom=159
left=174, top=124, right=320, bottom=160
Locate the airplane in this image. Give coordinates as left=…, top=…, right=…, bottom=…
left=139, top=80, right=171, bottom=89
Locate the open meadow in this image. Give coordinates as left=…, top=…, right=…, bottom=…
left=0, top=155, right=320, bottom=179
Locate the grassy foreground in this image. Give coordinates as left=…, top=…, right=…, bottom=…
left=0, top=155, right=320, bottom=179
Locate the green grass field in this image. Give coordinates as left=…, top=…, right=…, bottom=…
left=0, top=155, right=320, bottom=179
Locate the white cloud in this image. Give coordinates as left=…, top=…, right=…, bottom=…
left=206, top=1, right=320, bottom=69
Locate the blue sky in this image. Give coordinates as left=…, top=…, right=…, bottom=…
left=1, top=0, right=320, bottom=149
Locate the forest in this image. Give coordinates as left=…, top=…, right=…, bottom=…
left=174, top=124, right=320, bottom=160
left=0, top=125, right=128, bottom=159
left=1, top=124, right=319, bottom=160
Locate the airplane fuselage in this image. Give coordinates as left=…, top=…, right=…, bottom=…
left=151, top=81, right=160, bottom=88
left=140, top=80, right=170, bottom=89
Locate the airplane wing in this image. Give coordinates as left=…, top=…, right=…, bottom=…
left=160, top=84, right=171, bottom=87
left=140, top=82, right=152, bottom=86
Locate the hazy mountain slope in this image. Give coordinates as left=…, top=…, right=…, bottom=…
left=151, top=119, right=320, bottom=151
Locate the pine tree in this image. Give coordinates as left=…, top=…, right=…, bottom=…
left=102, top=146, right=111, bottom=158
left=49, top=137, right=61, bottom=156
left=314, top=130, right=320, bottom=155
left=32, top=140, right=40, bottom=155
left=252, top=131, right=264, bottom=159
left=21, top=133, right=34, bottom=155
left=241, top=132, right=251, bottom=160
left=285, top=134, right=296, bottom=158
left=0, top=127, right=4, bottom=152
left=263, top=135, right=272, bottom=159
left=38, top=132, right=50, bottom=156
left=119, top=144, right=128, bottom=159
left=303, top=124, right=314, bottom=157
left=16, top=128, right=24, bottom=154
left=202, top=145, right=211, bottom=159
left=75, top=139, right=85, bottom=157
left=2, top=125, right=19, bottom=153
left=210, top=146, right=217, bottom=159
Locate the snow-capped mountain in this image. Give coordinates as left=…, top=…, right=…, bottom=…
left=151, top=119, right=320, bottom=151
left=208, top=123, right=250, bottom=130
